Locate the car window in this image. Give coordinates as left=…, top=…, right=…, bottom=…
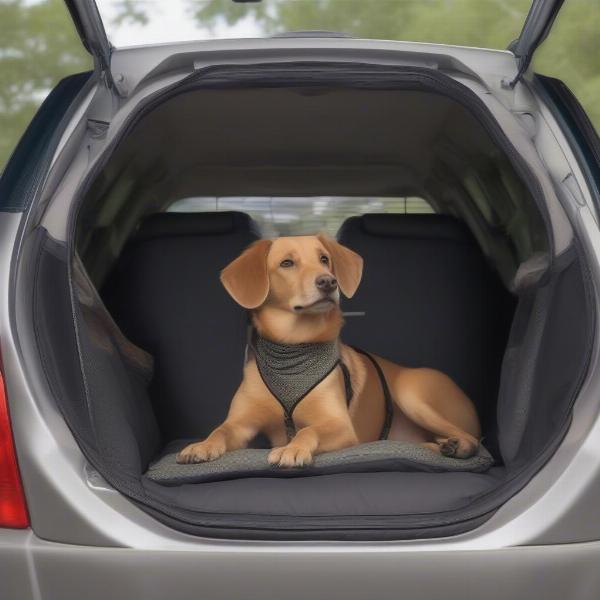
left=168, top=196, right=434, bottom=236
left=96, top=0, right=531, bottom=50
left=0, top=0, right=91, bottom=172
left=533, top=0, right=600, bottom=133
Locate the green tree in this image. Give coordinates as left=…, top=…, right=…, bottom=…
left=193, top=0, right=531, bottom=48
left=0, top=0, right=90, bottom=170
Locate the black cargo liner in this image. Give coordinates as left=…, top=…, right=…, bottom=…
left=27, top=63, right=595, bottom=540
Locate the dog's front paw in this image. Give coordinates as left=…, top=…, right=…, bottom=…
left=176, top=440, right=226, bottom=464
left=268, top=444, right=314, bottom=468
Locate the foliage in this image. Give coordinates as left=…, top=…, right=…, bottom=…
left=0, top=0, right=90, bottom=169
left=194, top=0, right=531, bottom=48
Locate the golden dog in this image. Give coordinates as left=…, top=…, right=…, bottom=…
left=177, top=235, right=480, bottom=467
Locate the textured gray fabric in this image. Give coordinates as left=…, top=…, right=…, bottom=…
left=146, top=440, right=494, bottom=486
left=74, top=254, right=154, bottom=383
left=496, top=282, right=553, bottom=463
left=251, top=333, right=341, bottom=415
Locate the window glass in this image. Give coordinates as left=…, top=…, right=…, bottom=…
left=0, top=0, right=91, bottom=172
left=533, top=0, right=600, bottom=133
left=168, top=196, right=434, bottom=236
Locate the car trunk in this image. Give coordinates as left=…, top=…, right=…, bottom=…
left=30, top=64, right=594, bottom=540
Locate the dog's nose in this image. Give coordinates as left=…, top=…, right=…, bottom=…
left=315, top=274, right=338, bottom=293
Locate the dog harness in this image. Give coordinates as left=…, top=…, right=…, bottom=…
left=249, top=331, right=394, bottom=441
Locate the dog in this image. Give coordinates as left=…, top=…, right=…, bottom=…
left=177, top=235, right=481, bottom=467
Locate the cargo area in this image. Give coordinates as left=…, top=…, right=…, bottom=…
left=30, top=67, right=593, bottom=540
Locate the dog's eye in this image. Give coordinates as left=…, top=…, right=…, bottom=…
left=280, top=259, right=294, bottom=268
left=320, top=255, right=330, bottom=265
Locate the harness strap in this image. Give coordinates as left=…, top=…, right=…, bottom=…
left=351, top=347, right=394, bottom=440
left=269, top=352, right=391, bottom=441
left=249, top=330, right=390, bottom=441
left=279, top=360, right=353, bottom=441
left=338, top=361, right=354, bottom=407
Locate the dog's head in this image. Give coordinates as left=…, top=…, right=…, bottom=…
left=221, top=235, right=363, bottom=315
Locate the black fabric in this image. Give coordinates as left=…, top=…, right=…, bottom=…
left=133, top=211, right=254, bottom=240
left=352, top=347, right=394, bottom=440
left=31, top=221, right=594, bottom=540
left=338, top=214, right=515, bottom=458
left=102, top=211, right=260, bottom=441
left=27, top=61, right=592, bottom=541
left=76, top=296, right=162, bottom=476
left=144, top=468, right=504, bottom=517
left=34, top=232, right=160, bottom=476
left=360, top=213, right=472, bottom=241
left=499, top=248, right=594, bottom=467
left=74, top=258, right=161, bottom=476
left=33, top=233, right=96, bottom=451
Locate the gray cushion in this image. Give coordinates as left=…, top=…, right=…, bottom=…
left=146, top=440, right=494, bottom=486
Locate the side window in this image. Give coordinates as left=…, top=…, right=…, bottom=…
left=0, top=0, right=91, bottom=172
left=168, top=196, right=434, bottom=237
left=533, top=0, right=600, bottom=133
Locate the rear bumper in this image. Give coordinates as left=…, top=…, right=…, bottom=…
left=2, top=529, right=599, bottom=600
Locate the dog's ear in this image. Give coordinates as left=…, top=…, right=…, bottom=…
left=317, top=234, right=363, bottom=298
left=220, top=239, right=273, bottom=309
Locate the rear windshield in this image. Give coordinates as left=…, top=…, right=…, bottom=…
left=96, top=0, right=530, bottom=50
left=168, top=196, right=434, bottom=236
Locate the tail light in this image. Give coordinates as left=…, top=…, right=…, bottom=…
left=0, top=361, right=29, bottom=528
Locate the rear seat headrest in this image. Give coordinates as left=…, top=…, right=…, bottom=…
left=339, top=214, right=474, bottom=244
left=134, top=211, right=259, bottom=242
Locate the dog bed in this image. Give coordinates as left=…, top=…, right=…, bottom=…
left=146, top=440, right=494, bottom=485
